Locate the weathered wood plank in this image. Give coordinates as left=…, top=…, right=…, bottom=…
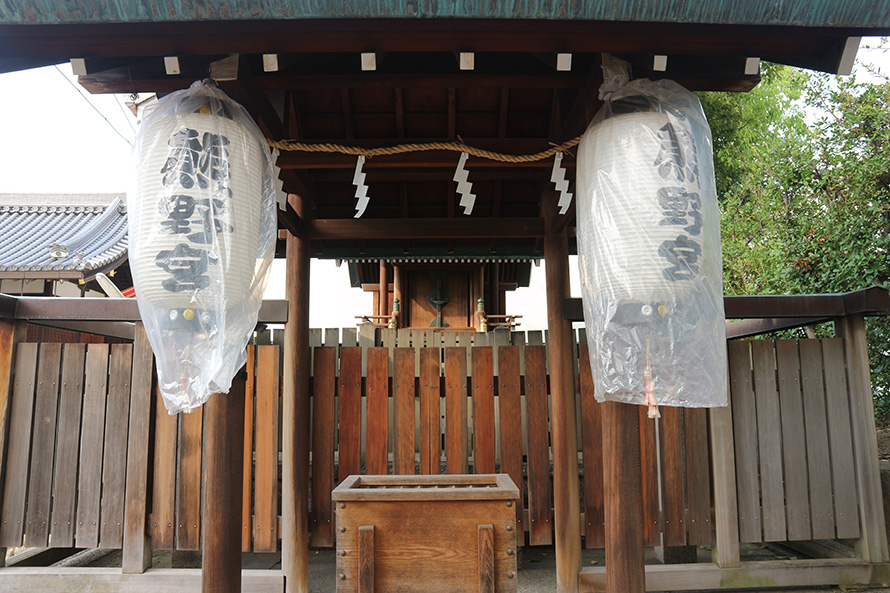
left=478, top=524, right=495, bottom=593
left=358, top=525, right=375, bottom=593
left=578, top=343, right=604, bottom=549
left=366, top=348, right=390, bottom=475
left=122, top=325, right=154, bottom=573
left=471, top=347, right=496, bottom=474
left=444, top=347, right=469, bottom=474
left=798, top=339, right=835, bottom=540
left=0, top=567, right=284, bottom=592
left=659, top=405, right=686, bottom=547
left=25, top=343, right=63, bottom=547
left=639, top=406, right=660, bottom=547
left=497, top=346, right=523, bottom=533
left=684, top=408, right=712, bottom=546
left=50, top=344, right=86, bottom=548
left=822, top=338, right=860, bottom=539
left=255, top=345, right=281, bottom=552
left=99, top=343, right=133, bottom=549
left=775, top=340, right=811, bottom=541
left=151, top=383, right=178, bottom=550
left=392, top=348, right=416, bottom=475
left=0, top=320, right=26, bottom=555
left=728, top=340, right=762, bottom=543
left=710, top=370, right=740, bottom=568
left=752, top=340, right=786, bottom=542
left=176, top=406, right=203, bottom=550
left=338, top=348, right=363, bottom=482
left=310, top=347, right=336, bottom=548
left=525, top=345, right=552, bottom=545
left=0, top=342, right=38, bottom=547
left=74, top=344, right=108, bottom=549
left=242, top=345, right=256, bottom=552
left=418, top=348, right=441, bottom=475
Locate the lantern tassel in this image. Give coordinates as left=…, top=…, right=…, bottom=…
left=644, top=334, right=660, bottom=419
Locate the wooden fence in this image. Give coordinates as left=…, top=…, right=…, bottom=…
left=0, top=329, right=872, bottom=559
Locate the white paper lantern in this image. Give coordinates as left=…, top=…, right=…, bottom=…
left=575, top=80, right=727, bottom=410
left=129, top=81, right=277, bottom=414
left=133, top=112, right=265, bottom=310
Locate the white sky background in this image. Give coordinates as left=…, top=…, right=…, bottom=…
left=0, top=39, right=887, bottom=329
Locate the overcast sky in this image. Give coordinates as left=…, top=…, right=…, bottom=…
left=1, top=40, right=887, bottom=329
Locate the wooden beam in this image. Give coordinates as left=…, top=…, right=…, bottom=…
left=579, top=559, right=890, bottom=592
left=283, top=193, right=312, bottom=593
left=201, top=381, right=245, bottom=593
left=543, top=191, right=582, bottom=593
left=394, top=88, right=405, bottom=139
left=562, top=287, right=890, bottom=322
left=311, top=217, right=544, bottom=240
left=0, top=568, right=283, bottom=592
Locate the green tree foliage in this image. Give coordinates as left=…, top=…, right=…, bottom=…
left=698, top=64, right=890, bottom=419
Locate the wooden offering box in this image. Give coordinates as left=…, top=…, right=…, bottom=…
left=333, top=474, right=520, bottom=593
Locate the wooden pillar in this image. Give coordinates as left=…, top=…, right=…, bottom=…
left=602, top=401, right=646, bottom=593
left=122, top=323, right=154, bottom=574
left=201, top=380, right=246, bottom=593
left=542, top=191, right=582, bottom=593
left=378, top=260, right=389, bottom=318
left=489, top=262, right=500, bottom=316
left=393, top=265, right=403, bottom=328
left=0, top=319, right=26, bottom=568
left=836, top=314, right=889, bottom=563
left=284, top=193, right=312, bottom=593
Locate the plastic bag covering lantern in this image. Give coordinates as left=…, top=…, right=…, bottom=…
left=575, top=79, right=727, bottom=409
left=129, top=80, right=277, bottom=414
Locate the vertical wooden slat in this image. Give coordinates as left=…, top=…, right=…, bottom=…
left=659, top=405, right=686, bottom=546
left=444, top=347, right=468, bottom=474
left=822, top=338, right=860, bottom=539
left=478, top=524, right=495, bottom=593
left=578, top=343, right=604, bottom=549
left=122, top=324, right=154, bottom=573
left=75, top=344, right=108, bottom=549
left=342, top=328, right=357, bottom=348
left=0, top=342, right=38, bottom=547
left=728, top=340, right=762, bottom=543
left=151, top=384, right=178, bottom=550
left=471, top=347, right=496, bottom=474
left=0, top=320, right=26, bottom=557
left=49, top=344, right=86, bottom=548
left=176, top=406, right=203, bottom=550
left=255, top=345, right=281, bottom=552
left=798, top=339, right=835, bottom=540
left=710, top=392, right=741, bottom=567
left=752, top=340, right=786, bottom=542
left=338, top=348, right=363, bottom=482
left=525, top=345, right=552, bottom=545
left=775, top=340, right=811, bottom=541
left=684, top=408, right=712, bottom=546
left=98, top=343, right=133, bottom=549
left=311, top=347, right=336, bottom=548
left=242, top=346, right=256, bottom=552
left=419, top=348, right=441, bottom=475
left=25, top=343, right=62, bottom=547
left=639, top=406, right=660, bottom=547
left=366, top=348, right=390, bottom=475
left=392, top=348, right=416, bottom=475
left=358, top=525, right=375, bottom=593
left=498, top=346, right=523, bottom=533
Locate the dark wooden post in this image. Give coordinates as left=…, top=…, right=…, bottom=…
left=284, top=192, right=312, bottom=592
left=542, top=191, right=582, bottom=593
left=602, top=401, right=646, bottom=593
left=202, top=381, right=246, bottom=593
left=378, top=260, right=389, bottom=318
left=489, top=262, right=500, bottom=316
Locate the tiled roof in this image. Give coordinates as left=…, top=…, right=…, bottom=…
left=0, top=194, right=128, bottom=279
